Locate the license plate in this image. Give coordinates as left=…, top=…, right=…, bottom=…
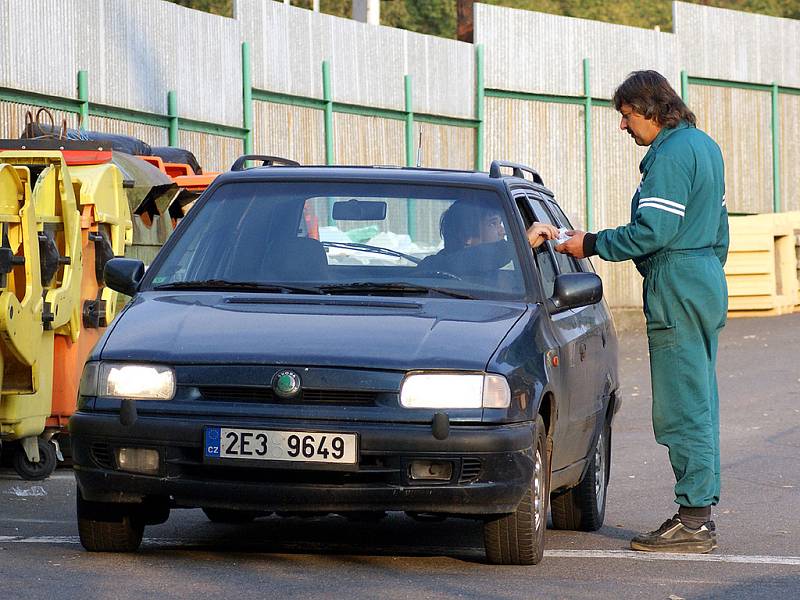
left=204, top=427, right=357, bottom=464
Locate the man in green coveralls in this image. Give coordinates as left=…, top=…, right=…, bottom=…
left=556, top=70, right=728, bottom=553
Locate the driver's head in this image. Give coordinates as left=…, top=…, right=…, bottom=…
left=440, top=201, right=505, bottom=251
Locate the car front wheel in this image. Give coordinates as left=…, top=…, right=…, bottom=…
left=77, top=490, right=144, bottom=553
left=550, top=419, right=610, bottom=532
left=483, top=414, right=549, bottom=565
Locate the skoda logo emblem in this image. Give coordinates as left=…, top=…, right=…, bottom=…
left=272, top=370, right=301, bottom=399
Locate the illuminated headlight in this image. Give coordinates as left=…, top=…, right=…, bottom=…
left=96, top=363, right=175, bottom=400
left=399, top=373, right=511, bottom=409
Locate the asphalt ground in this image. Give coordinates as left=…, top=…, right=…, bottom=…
left=1, top=314, right=798, bottom=599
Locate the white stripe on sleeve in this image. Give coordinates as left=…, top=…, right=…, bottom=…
left=638, top=196, right=686, bottom=211
left=637, top=202, right=685, bottom=217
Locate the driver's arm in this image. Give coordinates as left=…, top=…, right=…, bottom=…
left=526, top=222, right=559, bottom=249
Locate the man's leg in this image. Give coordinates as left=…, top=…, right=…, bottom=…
left=631, top=261, right=720, bottom=553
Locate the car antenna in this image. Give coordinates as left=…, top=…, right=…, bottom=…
left=416, top=128, right=423, bottom=167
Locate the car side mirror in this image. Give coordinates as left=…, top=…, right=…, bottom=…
left=104, top=258, right=145, bottom=296
left=547, top=272, right=603, bottom=314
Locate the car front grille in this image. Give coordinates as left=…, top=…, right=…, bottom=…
left=170, top=451, right=398, bottom=485
left=195, top=386, right=379, bottom=406
left=90, top=443, right=115, bottom=469
left=459, top=458, right=482, bottom=483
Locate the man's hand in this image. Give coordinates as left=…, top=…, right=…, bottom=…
left=555, top=230, right=587, bottom=258
left=526, top=222, right=559, bottom=249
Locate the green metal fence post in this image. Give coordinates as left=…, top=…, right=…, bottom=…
left=475, top=44, right=485, bottom=171
left=405, top=75, right=414, bottom=167
left=322, top=61, right=334, bottom=165
left=322, top=61, right=334, bottom=225
left=771, top=82, right=781, bottom=213
left=681, top=70, right=689, bottom=103
left=405, top=74, right=417, bottom=241
left=242, top=42, right=254, bottom=155
left=77, top=70, right=89, bottom=129
left=167, top=91, right=178, bottom=147
left=583, top=58, right=593, bottom=231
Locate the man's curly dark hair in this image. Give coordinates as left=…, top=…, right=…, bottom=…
left=613, top=70, right=696, bottom=128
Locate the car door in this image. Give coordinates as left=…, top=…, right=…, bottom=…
left=512, top=190, right=587, bottom=471
left=524, top=190, right=599, bottom=470
left=542, top=196, right=609, bottom=428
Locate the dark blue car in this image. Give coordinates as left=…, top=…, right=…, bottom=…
left=70, top=159, right=620, bottom=565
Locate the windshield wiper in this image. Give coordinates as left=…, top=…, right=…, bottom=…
left=321, top=241, right=422, bottom=264
left=152, top=279, right=323, bottom=294
left=320, top=282, right=474, bottom=300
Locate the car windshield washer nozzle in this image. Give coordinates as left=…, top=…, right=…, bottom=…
left=432, top=412, right=450, bottom=440
left=120, top=399, right=138, bottom=426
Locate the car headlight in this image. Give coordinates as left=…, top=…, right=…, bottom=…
left=399, top=372, right=511, bottom=409
left=82, top=363, right=176, bottom=400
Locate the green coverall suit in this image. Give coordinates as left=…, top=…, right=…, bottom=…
left=594, top=121, right=728, bottom=509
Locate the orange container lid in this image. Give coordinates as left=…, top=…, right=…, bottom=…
left=174, top=173, right=219, bottom=191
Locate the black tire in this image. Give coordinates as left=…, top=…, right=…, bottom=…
left=484, top=414, right=549, bottom=565
left=550, top=419, right=610, bottom=532
left=202, top=507, right=261, bottom=523
left=77, top=491, right=144, bottom=553
left=13, top=438, right=57, bottom=481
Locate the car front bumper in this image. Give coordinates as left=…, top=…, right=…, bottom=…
left=70, top=412, right=536, bottom=515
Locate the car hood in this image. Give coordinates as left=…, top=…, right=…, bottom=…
left=100, top=292, right=528, bottom=371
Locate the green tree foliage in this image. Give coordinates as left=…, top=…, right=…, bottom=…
left=169, top=0, right=232, bottom=17
left=168, top=0, right=799, bottom=34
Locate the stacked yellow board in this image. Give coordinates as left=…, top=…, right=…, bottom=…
left=725, top=212, right=800, bottom=317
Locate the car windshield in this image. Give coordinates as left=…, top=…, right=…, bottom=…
left=145, top=181, right=528, bottom=300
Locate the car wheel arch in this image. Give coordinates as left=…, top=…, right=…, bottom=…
left=535, top=390, right=556, bottom=440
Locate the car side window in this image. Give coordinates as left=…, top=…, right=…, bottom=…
left=526, top=192, right=580, bottom=276
left=545, top=201, right=595, bottom=273
left=515, top=192, right=557, bottom=299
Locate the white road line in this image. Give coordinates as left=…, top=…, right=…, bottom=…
left=0, top=536, right=798, bottom=566
left=0, top=518, right=73, bottom=524
left=0, top=472, right=73, bottom=482
left=544, top=549, right=800, bottom=566
left=0, top=536, right=79, bottom=544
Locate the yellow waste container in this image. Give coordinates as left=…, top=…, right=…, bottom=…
left=50, top=161, right=132, bottom=438
left=0, top=151, right=82, bottom=479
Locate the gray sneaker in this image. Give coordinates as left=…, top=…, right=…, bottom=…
left=630, top=515, right=716, bottom=553
left=705, top=520, right=719, bottom=550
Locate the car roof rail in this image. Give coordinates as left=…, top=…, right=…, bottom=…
left=230, top=155, right=300, bottom=171
left=488, top=160, right=544, bottom=185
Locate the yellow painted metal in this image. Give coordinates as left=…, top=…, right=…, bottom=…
left=1, top=152, right=84, bottom=342
left=0, top=331, right=54, bottom=439
left=0, top=163, right=44, bottom=375
left=69, top=163, right=133, bottom=323
left=0, top=152, right=135, bottom=447
left=0, top=161, right=46, bottom=439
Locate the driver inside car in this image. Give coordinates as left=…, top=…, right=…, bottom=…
left=417, top=199, right=558, bottom=275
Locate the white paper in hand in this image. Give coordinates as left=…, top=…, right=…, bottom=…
left=556, top=228, right=572, bottom=244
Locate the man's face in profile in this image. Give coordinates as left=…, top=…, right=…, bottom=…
left=479, top=212, right=506, bottom=244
